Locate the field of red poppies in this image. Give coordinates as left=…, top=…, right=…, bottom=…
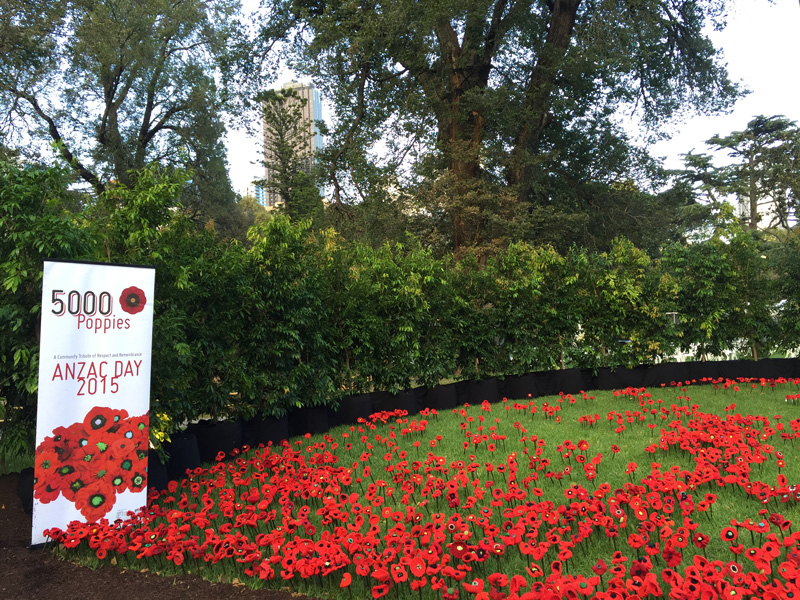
left=42, top=377, right=800, bottom=600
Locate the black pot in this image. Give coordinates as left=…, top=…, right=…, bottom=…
left=147, top=449, right=169, bottom=492
left=16, top=467, right=34, bottom=515
left=336, top=393, right=374, bottom=424
left=372, top=389, right=422, bottom=415
left=593, top=368, right=616, bottom=391
left=546, top=368, right=592, bottom=396
left=164, top=430, right=201, bottom=480
left=454, top=380, right=471, bottom=405
left=649, top=362, right=690, bottom=387
left=192, top=419, right=244, bottom=463
left=426, top=383, right=458, bottom=410
left=468, top=377, right=500, bottom=404
left=289, top=406, right=329, bottom=437
left=594, top=366, right=646, bottom=390
left=502, top=374, right=539, bottom=401
left=718, top=359, right=755, bottom=381
left=640, top=364, right=662, bottom=388
left=686, top=360, right=715, bottom=383
left=757, top=358, right=798, bottom=380
left=242, top=415, right=289, bottom=447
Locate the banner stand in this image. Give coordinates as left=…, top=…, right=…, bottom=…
left=32, top=260, right=155, bottom=546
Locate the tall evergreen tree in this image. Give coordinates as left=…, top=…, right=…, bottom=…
left=258, top=87, right=324, bottom=223
left=706, top=116, right=800, bottom=230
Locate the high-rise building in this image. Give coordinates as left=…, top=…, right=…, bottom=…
left=262, top=81, right=323, bottom=209
left=253, top=184, right=267, bottom=207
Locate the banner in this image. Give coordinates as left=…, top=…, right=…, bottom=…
left=32, top=260, right=155, bottom=545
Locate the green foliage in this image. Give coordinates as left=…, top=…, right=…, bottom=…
left=263, top=0, right=742, bottom=252
left=0, top=161, right=92, bottom=432
left=662, top=207, right=781, bottom=361
left=258, top=87, right=324, bottom=224
left=244, top=216, right=337, bottom=416
left=4, top=160, right=799, bottom=452
left=491, top=244, right=582, bottom=373
left=679, top=116, right=800, bottom=231
left=773, top=231, right=800, bottom=352
left=574, top=238, right=673, bottom=368
left=0, top=0, right=240, bottom=199
left=706, top=116, right=800, bottom=230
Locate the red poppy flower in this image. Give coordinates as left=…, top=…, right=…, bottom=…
left=391, top=565, right=408, bottom=583
left=410, top=578, right=427, bottom=591
left=662, top=546, right=683, bottom=568
left=463, top=578, right=485, bottom=594
left=591, top=558, right=608, bottom=576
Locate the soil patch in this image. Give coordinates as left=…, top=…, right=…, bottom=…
left=0, top=473, right=318, bottom=600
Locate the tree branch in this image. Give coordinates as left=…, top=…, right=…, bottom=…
left=328, top=66, right=369, bottom=205
left=16, top=88, right=105, bottom=194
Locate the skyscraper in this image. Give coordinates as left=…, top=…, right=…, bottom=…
left=262, top=81, right=323, bottom=209
left=253, top=184, right=267, bottom=207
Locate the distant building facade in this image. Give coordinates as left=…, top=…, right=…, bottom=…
left=254, top=184, right=267, bottom=207
left=262, top=81, right=323, bottom=209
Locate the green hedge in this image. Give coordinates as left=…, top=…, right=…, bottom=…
left=2, top=162, right=798, bottom=450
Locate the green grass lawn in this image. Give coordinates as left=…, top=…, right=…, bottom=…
left=46, top=377, right=800, bottom=600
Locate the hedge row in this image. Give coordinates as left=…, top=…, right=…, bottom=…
left=3, top=163, right=800, bottom=446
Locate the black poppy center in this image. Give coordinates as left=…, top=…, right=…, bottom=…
left=125, top=293, right=140, bottom=307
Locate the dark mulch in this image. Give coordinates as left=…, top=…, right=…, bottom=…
left=0, top=473, right=318, bottom=600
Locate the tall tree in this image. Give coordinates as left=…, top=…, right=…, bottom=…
left=705, top=115, right=800, bottom=230
left=0, top=0, right=240, bottom=196
left=265, top=0, right=741, bottom=252
left=258, top=87, right=324, bottom=222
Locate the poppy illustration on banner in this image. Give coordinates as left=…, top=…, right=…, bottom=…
left=119, top=286, right=147, bottom=315
left=34, top=406, right=148, bottom=523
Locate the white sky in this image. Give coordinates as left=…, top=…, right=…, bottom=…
left=225, top=0, right=800, bottom=196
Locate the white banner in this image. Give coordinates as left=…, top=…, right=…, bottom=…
left=32, top=260, right=155, bottom=545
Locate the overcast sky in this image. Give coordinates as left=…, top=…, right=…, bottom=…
left=225, top=0, right=800, bottom=196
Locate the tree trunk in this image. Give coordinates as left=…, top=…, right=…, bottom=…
left=509, top=0, right=581, bottom=203
left=438, top=75, right=490, bottom=252
left=749, top=152, right=758, bottom=229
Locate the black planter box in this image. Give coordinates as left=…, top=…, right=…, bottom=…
left=289, top=406, right=329, bottom=437
left=164, top=430, right=201, bottom=480
left=192, top=419, right=244, bottom=463
left=336, top=393, right=374, bottom=424
left=593, top=366, right=646, bottom=390
left=454, top=380, right=471, bottom=405
left=757, top=358, right=800, bottom=380
left=242, top=415, right=289, bottom=447
left=537, top=368, right=592, bottom=396
left=426, top=383, right=458, bottom=410
left=467, top=377, right=500, bottom=404
left=372, top=389, right=422, bottom=415
left=714, top=359, right=754, bottom=380
left=645, top=362, right=690, bottom=387
left=147, top=449, right=169, bottom=492
left=686, top=360, right=720, bottom=383
left=16, top=467, right=33, bottom=515
left=502, top=374, right=540, bottom=401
